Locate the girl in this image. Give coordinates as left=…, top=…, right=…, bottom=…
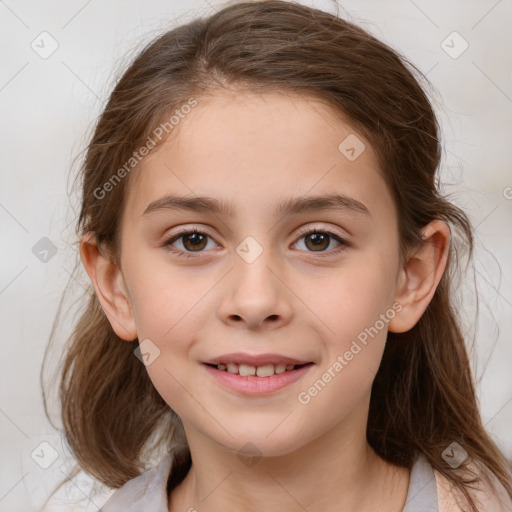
left=43, top=1, right=512, bottom=510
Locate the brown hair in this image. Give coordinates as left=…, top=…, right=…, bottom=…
left=42, top=0, right=512, bottom=509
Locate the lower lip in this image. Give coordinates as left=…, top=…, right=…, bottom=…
left=203, top=363, right=313, bottom=395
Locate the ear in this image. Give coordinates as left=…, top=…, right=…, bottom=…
left=80, top=233, right=138, bottom=341
left=388, top=220, right=450, bottom=333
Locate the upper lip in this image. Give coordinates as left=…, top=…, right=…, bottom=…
left=204, top=353, right=312, bottom=367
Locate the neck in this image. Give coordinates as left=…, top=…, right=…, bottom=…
left=168, top=408, right=410, bottom=512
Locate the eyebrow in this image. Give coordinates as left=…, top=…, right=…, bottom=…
left=142, top=193, right=370, bottom=218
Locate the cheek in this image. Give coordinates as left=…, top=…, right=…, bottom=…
left=296, top=271, right=394, bottom=425
left=126, top=252, right=210, bottom=339
left=318, top=256, right=397, bottom=339
left=309, top=252, right=398, bottom=392
left=124, top=255, right=216, bottom=396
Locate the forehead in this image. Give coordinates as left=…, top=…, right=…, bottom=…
left=123, top=91, right=394, bottom=224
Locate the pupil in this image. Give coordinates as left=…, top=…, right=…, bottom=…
left=186, top=233, right=206, bottom=250
left=307, top=233, right=328, bottom=251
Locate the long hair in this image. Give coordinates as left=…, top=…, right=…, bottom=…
left=42, top=1, right=512, bottom=509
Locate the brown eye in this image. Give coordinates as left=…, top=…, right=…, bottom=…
left=181, top=232, right=208, bottom=251
left=304, top=232, right=330, bottom=251
left=163, top=228, right=217, bottom=258
left=294, top=228, right=348, bottom=254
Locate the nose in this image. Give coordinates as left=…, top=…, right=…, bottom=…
left=217, top=243, right=293, bottom=331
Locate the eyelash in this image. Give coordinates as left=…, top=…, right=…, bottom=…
left=161, top=226, right=350, bottom=259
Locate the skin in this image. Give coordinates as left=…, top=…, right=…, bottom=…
left=81, top=90, right=450, bottom=512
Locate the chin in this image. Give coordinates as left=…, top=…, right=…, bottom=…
left=213, top=423, right=309, bottom=459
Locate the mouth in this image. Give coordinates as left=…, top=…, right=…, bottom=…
left=204, top=362, right=313, bottom=377
left=202, top=354, right=315, bottom=395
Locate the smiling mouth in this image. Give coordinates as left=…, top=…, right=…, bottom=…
left=204, top=362, right=313, bottom=377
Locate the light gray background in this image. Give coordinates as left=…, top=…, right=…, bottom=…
left=1, top=0, right=511, bottom=510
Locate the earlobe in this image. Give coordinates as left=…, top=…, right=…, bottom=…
left=80, top=233, right=138, bottom=341
left=388, top=220, right=450, bottom=333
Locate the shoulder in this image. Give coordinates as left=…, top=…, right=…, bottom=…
left=433, top=459, right=512, bottom=512
left=99, top=452, right=174, bottom=512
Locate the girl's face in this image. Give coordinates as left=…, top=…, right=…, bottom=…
left=116, top=91, right=403, bottom=456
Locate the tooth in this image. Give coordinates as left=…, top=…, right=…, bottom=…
left=227, top=363, right=239, bottom=374
left=217, top=363, right=227, bottom=371
left=256, top=364, right=275, bottom=377
left=286, top=364, right=295, bottom=371
left=239, top=364, right=256, bottom=376
left=275, top=364, right=287, bottom=374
